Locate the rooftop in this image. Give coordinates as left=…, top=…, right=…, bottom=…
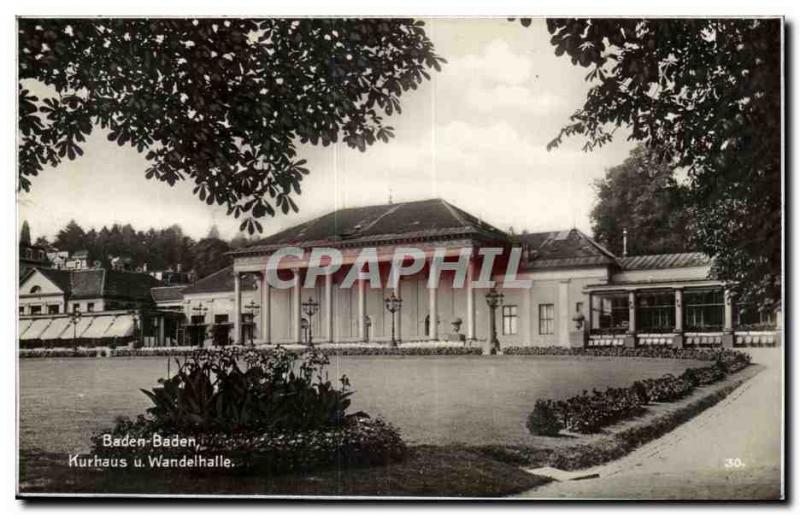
left=22, top=267, right=162, bottom=302
left=182, top=266, right=259, bottom=295
left=618, top=252, right=711, bottom=270
left=230, top=198, right=507, bottom=256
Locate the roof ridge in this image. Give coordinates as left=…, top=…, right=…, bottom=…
left=573, top=228, right=619, bottom=261
left=438, top=199, right=470, bottom=228
left=352, top=203, right=403, bottom=235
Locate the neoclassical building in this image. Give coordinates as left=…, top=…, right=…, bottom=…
left=19, top=198, right=781, bottom=349
left=208, top=198, right=779, bottom=349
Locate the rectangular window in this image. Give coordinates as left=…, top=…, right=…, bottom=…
left=593, top=293, right=629, bottom=333
left=48, top=305, right=59, bottom=314
left=684, top=289, right=724, bottom=331
left=636, top=291, right=676, bottom=333
left=214, top=314, right=229, bottom=324
left=86, top=303, right=94, bottom=312
left=538, top=304, right=554, bottom=335
left=72, top=303, right=80, bottom=313
left=502, top=305, right=518, bottom=335
left=29, top=305, right=42, bottom=315
left=190, top=315, right=205, bottom=325
left=736, top=303, right=776, bottom=330
left=18, top=306, right=24, bottom=315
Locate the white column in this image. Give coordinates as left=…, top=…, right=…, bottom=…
left=522, top=281, right=531, bottom=345
left=233, top=272, right=242, bottom=344
left=428, top=261, right=438, bottom=341
left=292, top=269, right=301, bottom=343
left=466, top=259, right=475, bottom=340
left=158, top=317, right=165, bottom=347
left=261, top=272, right=271, bottom=344
left=325, top=273, right=333, bottom=342
left=558, top=280, right=570, bottom=346
left=357, top=278, right=366, bottom=341
left=394, top=281, right=402, bottom=342
left=724, top=288, right=734, bottom=332
left=674, top=288, right=683, bottom=333
left=628, top=290, right=637, bottom=333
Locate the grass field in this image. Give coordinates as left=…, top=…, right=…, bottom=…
left=19, top=354, right=701, bottom=454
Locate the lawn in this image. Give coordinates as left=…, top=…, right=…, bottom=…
left=18, top=354, right=703, bottom=496
left=19, top=355, right=701, bottom=454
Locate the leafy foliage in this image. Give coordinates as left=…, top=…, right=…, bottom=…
left=525, top=349, right=751, bottom=435
left=591, top=146, right=694, bottom=256
left=530, top=18, right=781, bottom=308
left=19, top=220, right=32, bottom=245
left=526, top=400, right=563, bottom=436
left=92, top=413, right=406, bottom=474
left=19, top=19, right=445, bottom=233
left=140, top=347, right=360, bottom=434
left=52, top=220, right=197, bottom=272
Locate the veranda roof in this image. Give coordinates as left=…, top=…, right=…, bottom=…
left=20, top=318, right=52, bottom=340
left=104, top=315, right=135, bottom=338
left=80, top=316, right=117, bottom=339
left=58, top=316, right=95, bottom=339
left=39, top=317, right=70, bottom=340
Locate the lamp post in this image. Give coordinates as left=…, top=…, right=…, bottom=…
left=244, top=300, right=260, bottom=346
left=69, top=309, right=82, bottom=349
left=191, top=303, right=208, bottom=347
left=301, top=297, right=320, bottom=346
left=485, top=287, right=504, bottom=355
left=127, top=309, right=140, bottom=347
left=384, top=292, right=403, bottom=347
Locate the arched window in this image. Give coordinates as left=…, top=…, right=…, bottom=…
left=29, top=285, right=42, bottom=294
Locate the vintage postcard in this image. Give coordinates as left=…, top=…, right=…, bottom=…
left=16, top=16, right=784, bottom=500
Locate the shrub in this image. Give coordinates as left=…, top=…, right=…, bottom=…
left=503, top=345, right=751, bottom=365
left=139, top=347, right=361, bottom=434
left=526, top=400, right=563, bottom=436
left=526, top=349, right=752, bottom=435
left=92, top=413, right=405, bottom=474
left=91, top=346, right=407, bottom=474
left=641, top=374, right=694, bottom=402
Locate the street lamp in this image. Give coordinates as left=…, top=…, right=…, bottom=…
left=127, top=309, right=140, bottom=347
left=301, top=297, right=320, bottom=346
left=384, top=292, right=403, bottom=347
left=69, top=309, right=82, bottom=349
left=485, top=287, right=504, bottom=355
left=244, top=300, right=260, bottom=346
left=191, top=303, right=208, bottom=347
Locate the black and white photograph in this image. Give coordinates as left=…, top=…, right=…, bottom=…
left=13, top=11, right=785, bottom=501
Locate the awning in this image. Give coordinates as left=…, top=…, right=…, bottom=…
left=39, top=317, right=70, bottom=340
left=80, top=316, right=117, bottom=338
left=20, top=318, right=52, bottom=340
left=59, top=316, right=95, bottom=339
left=104, top=315, right=135, bottom=338
left=18, top=318, right=33, bottom=337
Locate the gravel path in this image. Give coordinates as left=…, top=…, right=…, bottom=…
left=516, top=349, right=784, bottom=500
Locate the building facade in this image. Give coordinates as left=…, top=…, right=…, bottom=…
left=214, top=198, right=780, bottom=349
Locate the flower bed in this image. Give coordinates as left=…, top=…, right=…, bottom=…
left=504, top=345, right=744, bottom=362
left=87, top=347, right=407, bottom=475
left=91, top=414, right=406, bottom=474
left=21, top=344, right=483, bottom=358
left=526, top=349, right=751, bottom=435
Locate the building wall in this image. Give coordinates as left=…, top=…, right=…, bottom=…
left=611, top=265, right=711, bottom=284
left=18, top=272, right=65, bottom=315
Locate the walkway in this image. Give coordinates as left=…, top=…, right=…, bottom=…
left=516, top=349, right=784, bottom=500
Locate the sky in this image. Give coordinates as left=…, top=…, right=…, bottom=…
left=17, top=18, right=635, bottom=243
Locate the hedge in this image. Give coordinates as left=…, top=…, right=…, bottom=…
left=527, top=349, right=751, bottom=435
left=504, top=345, right=746, bottom=362
left=21, top=344, right=483, bottom=358
left=91, top=415, right=406, bottom=475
